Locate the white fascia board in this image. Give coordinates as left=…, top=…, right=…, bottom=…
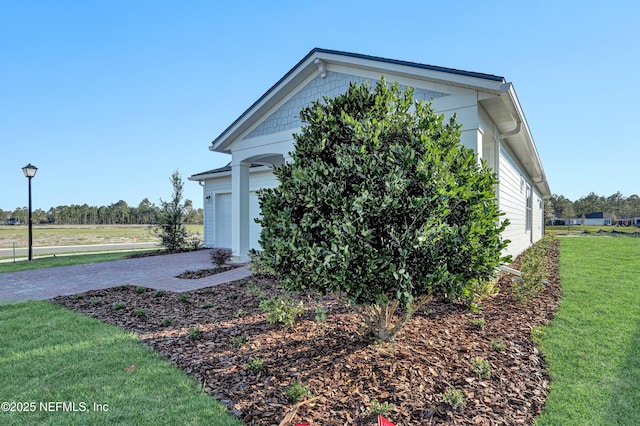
left=233, top=128, right=298, bottom=151
left=188, top=165, right=273, bottom=182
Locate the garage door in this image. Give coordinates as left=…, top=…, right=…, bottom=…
left=214, top=193, right=232, bottom=249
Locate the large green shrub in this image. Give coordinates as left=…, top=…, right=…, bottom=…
left=257, top=78, right=510, bottom=342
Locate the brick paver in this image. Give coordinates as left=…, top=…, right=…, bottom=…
left=0, top=250, right=252, bottom=303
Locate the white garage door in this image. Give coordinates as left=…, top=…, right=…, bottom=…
left=214, top=193, right=232, bottom=249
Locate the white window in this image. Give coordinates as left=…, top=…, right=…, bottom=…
left=525, top=184, right=532, bottom=233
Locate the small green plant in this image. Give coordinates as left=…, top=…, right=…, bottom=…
left=72, top=293, right=84, bottom=300
left=228, top=292, right=240, bottom=300
left=284, top=381, right=309, bottom=402
left=210, top=248, right=232, bottom=267
left=367, top=399, right=395, bottom=416
left=259, top=295, right=305, bottom=327
left=177, top=294, right=188, bottom=303
left=491, top=338, right=505, bottom=352
left=154, top=290, right=166, bottom=297
left=463, top=278, right=498, bottom=308
left=134, top=308, right=147, bottom=317
left=188, top=327, right=203, bottom=340
left=233, top=309, right=246, bottom=318
left=203, top=288, right=213, bottom=294
left=442, top=387, right=466, bottom=411
left=89, top=297, right=101, bottom=305
left=118, top=285, right=129, bottom=291
left=245, top=357, right=265, bottom=374
left=469, top=301, right=483, bottom=313
left=136, top=286, right=147, bottom=294
left=471, top=357, right=492, bottom=379
left=232, top=334, right=249, bottom=347
left=470, top=318, right=486, bottom=329
left=113, top=302, right=126, bottom=310
left=511, top=236, right=553, bottom=302
left=314, top=305, right=328, bottom=322
left=202, top=302, right=214, bottom=309
left=246, top=284, right=264, bottom=298
left=247, top=249, right=275, bottom=277
left=162, top=317, right=174, bottom=327
left=421, top=307, right=434, bottom=316
left=187, top=231, right=202, bottom=250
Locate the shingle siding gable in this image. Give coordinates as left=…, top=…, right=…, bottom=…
left=243, top=71, right=448, bottom=140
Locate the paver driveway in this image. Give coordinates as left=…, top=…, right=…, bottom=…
left=0, top=250, right=251, bottom=303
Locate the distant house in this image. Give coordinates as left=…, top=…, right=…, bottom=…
left=583, top=212, right=613, bottom=226
left=614, top=217, right=634, bottom=226
left=190, top=48, right=550, bottom=262
left=548, top=212, right=580, bottom=226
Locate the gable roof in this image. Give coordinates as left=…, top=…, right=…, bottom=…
left=205, top=48, right=550, bottom=197
left=210, top=48, right=507, bottom=153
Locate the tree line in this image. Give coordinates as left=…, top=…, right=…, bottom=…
left=0, top=198, right=203, bottom=225
left=548, top=191, right=640, bottom=222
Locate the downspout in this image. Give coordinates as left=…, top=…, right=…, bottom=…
left=497, top=83, right=523, bottom=277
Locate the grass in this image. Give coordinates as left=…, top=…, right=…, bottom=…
left=0, top=251, right=162, bottom=274
left=536, top=236, right=640, bottom=425
left=0, top=301, right=241, bottom=426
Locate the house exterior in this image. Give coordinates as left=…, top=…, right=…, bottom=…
left=190, top=48, right=551, bottom=262
left=583, top=212, right=614, bottom=226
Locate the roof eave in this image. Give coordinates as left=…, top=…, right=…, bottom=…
left=496, top=83, right=550, bottom=197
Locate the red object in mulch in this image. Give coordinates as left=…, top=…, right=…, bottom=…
left=378, top=415, right=395, bottom=426
left=294, top=423, right=310, bottom=426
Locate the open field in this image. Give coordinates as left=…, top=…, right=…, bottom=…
left=546, top=225, right=640, bottom=236
left=0, top=225, right=203, bottom=249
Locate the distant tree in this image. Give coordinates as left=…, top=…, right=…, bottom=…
left=550, top=194, right=574, bottom=223
left=543, top=197, right=555, bottom=224
left=156, top=170, right=189, bottom=251
left=574, top=192, right=605, bottom=216
left=136, top=198, right=158, bottom=224
left=257, top=79, right=509, bottom=342
left=628, top=195, right=640, bottom=218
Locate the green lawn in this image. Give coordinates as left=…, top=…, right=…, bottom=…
left=0, top=301, right=241, bottom=426
left=536, top=236, right=640, bottom=425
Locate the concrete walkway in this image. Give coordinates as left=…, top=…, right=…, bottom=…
left=0, top=250, right=252, bottom=303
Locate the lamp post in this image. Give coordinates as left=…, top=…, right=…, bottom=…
left=22, top=163, right=38, bottom=261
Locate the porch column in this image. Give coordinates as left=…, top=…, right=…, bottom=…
left=460, top=126, right=484, bottom=166
left=231, top=161, right=250, bottom=262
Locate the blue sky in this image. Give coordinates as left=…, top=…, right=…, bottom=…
left=1, top=0, right=638, bottom=212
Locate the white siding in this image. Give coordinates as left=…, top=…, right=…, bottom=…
left=498, top=144, right=532, bottom=258
left=203, top=179, right=232, bottom=247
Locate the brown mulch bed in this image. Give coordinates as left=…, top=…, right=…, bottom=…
left=53, top=240, right=560, bottom=425
left=176, top=264, right=241, bottom=279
